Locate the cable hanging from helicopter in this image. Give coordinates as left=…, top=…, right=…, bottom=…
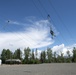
left=47, top=14, right=56, bottom=39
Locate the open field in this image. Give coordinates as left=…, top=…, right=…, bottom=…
left=0, top=63, right=76, bottom=75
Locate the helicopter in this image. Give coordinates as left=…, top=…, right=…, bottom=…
left=50, top=28, right=56, bottom=39
left=47, top=14, right=56, bottom=39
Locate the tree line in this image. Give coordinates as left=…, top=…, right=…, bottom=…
left=0, top=47, right=76, bottom=64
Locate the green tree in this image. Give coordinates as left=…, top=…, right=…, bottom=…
left=42, top=51, right=46, bottom=63
left=24, top=47, right=31, bottom=64
left=47, top=48, right=52, bottom=63
left=40, top=52, right=43, bottom=63
left=40, top=51, right=46, bottom=63
left=57, top=52, right=64, bottom=63
left=60, top=52, right=64, bottom=62
left=1, top=49, right=7, bottom=63
left=14, top=48, right=22, bottom=59
left=53, top=52, right=57, bottom=63
left=35, top=48, right=38, bottom=59
left=30, top=49, right=35, bottom=64
left=31, top=49, right=35, bottom=60
left=57, top=55, right=60, bottom=63
left=6, top=49, right=12, bottom=59
left=66, top=50, right=71, bottom=63
left=34, top=48, right=40, bottom=64
left=72, top=47, right=76, bottom=62
left=1, top=49, right=13, bottom=64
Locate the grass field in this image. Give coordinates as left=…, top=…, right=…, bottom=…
left=0, top=63, right=76, bottom=75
